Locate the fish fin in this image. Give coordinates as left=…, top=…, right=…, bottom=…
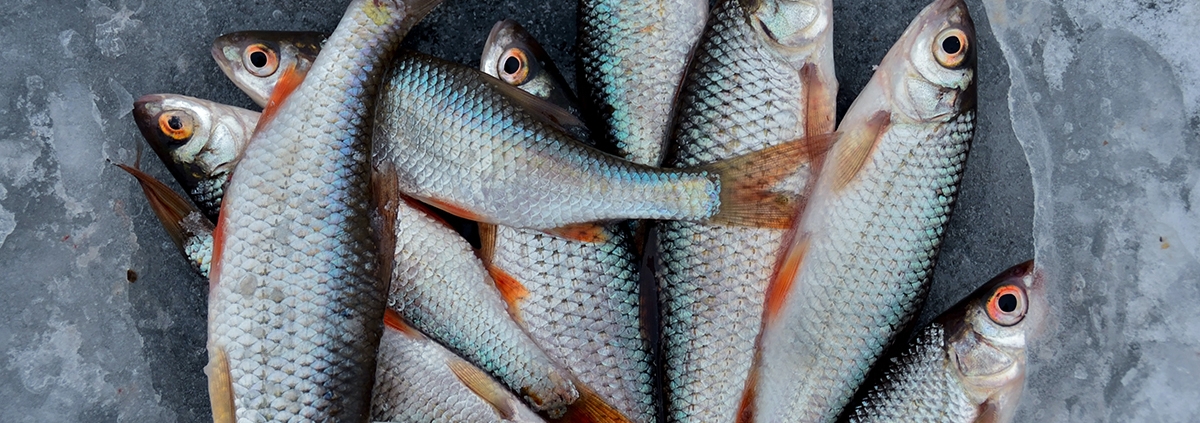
left=702, top=133, right=836, bottom=229
left=763, top=237, right=810, bottom=326
left=484, top=76, right=587, bottom=137
left=446, top=358, right=521, bottom=420
left=253, top=62, right=306, bottom=133
left=205, top=346, right=237, bottom=423
left=114, top=164, right=210, bottom=252
left=829, top=110, right=890, bottom=192
left=400, top=195, right=459, bottom=231
left=488, top=265, right=528, bottom=322
left=478, top=223, right=498, bottom=267
left=550, top=384, right=631, bottom=423
left=420, top=196, right=488, bottom=223
left=209, top=200, right=229, bottom=291
left=382, top=309, right=425, bottom=339
left=975, top=399, right=1003, bottom=423
left=801, top=63, right=837, bottom=138
left=734, top=364, right=759, bottom=423
left=544, top=223, right=609, bottom=243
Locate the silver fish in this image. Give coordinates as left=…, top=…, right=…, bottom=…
left=210, top=31, right=326, bottom=108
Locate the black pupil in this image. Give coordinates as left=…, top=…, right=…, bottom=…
left=167, top=115, right=183, bottom=131
left=998, top=293, right=1018, bottom=313
left=503, top=56, right=520, bottom=75
left=250, top=51, right=268, bottom=68
left=942, top=36, right=962, bottom=55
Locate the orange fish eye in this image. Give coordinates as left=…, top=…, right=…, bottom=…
left=157, top=112, right=194, bottom=143
left=986, top=284, right=1026, bottom=326
left=933, top=28, right=969, bottom=68
left=243, top=43, right=279, bottom=77
left=498, top=47, right=529, bottom=85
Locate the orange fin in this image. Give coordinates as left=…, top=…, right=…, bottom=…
left=205, top=346, right=237, bottom=423
left=549, top=384, right=631, bottom=423
left=801, top=63, right=837, bottom=138
left=382, top=309, right=425, bottom=339
left=544, top=223, right=609, bottom=243
left=420, top=196, right=486, bottom=223
left=115, top=163, right=212, bottom=253
left=400, top=195, right=458, bottom=231
left=478, top=222, right=498, bottom=267
left=734, top=364, right=759, bottom=423
left=829, top=110, right=890, bottom=192
left=446, top=357, right=521, bottom=420
left=209, top=200, right=228, bottom=291
left=763, top=238, right=810, bottom=326
left=488, top=266, right=528, bottom=322
left=702, top=133, right=836, bottom=229
left=253, top=62, right=306, bottom=133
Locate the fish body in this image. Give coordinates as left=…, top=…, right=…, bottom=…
left=132, top=94, right=258, bottom=221
left=844, top=261, right=1043, bottom=423
left=654, top=0, right=835, bottom=420
left=372, top=311, right=547, bottom=423
left=205, top=0, right=441, bottom=420
left=577, top=0, right=707, bottom=165
left=748, top=0, right=977, bottom=420
left=211, top=31, right=326, bottom=107
left=479, top=23, right=656, bottom=421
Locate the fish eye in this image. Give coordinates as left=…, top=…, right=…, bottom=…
left=986, top=284, right=1026, bottom=326
left=243, top=43, right=279, bottom=77
left=933, top=28, right=969, bottom=68
left=498, top=48, right=529, bottom=85
left=157, top=112, right=194, bottom=143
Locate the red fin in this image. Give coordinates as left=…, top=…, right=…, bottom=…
left=253, top=62, right=305, bottom=133
left=763, top=238, right=810, bottom=326
left=488, top=266, right=528, bottom=322
left=420, top=196, right=486, bottom=223
left=549, top=384, right=631, bottom=423
left=801, top=63, right=837, bottom=138
left=545, top=223, right=608, bottom=243
left=478, top=223, right=498, bottom=267
left=829, top=111, right=890, bottom=192
left=205, top=346, right=236, bottom=423
left=115, top=163, right=211, bottom=252
left=382, top=309, right=424, bottom=339
left=400, top=195, right=457, bottom=231
left=209, top=202, right=228, bottom=291
left=734, top=365, right=759, bottom=423
left=446, top=358, right=521, bottom=420
left=702, top=133, right=836, bottom=229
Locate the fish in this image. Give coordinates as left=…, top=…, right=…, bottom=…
left=373, top=50, right=814, bottom=236
left=843, top=260, right=1044, bottom=423
left=372, top=309, right=547, bottom=423
left=479, top=20, right=657, bottom=422
left=210, top=31, right=326, bottom=108
left=205, top=0, right=442, bottom=419
left=653, top=0, right=837, bottom=419
left=742, top=0, right=977, bottom=420
left=115, top=161, right=214, bottom=277
left=131, top=94, right=259, bottom=222
left=577, top=0, right=707, bottom=165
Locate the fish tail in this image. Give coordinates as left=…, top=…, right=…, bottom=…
left=550, top=383, right=632, bottom=423
left=701, top=133, right=835, bottom=229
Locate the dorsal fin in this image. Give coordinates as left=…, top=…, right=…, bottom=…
left=446, top=357, right=521, bottom=420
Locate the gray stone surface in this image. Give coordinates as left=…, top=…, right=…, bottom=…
left=0, top=0, right=1190, bottom=421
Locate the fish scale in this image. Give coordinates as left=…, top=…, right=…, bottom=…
left=655, top=0, right=835, bottom=421
left=205, top=0, right=440, bottom=420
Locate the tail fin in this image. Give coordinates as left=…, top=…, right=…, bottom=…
left=701, top=133, right=835, bottom=229
left=549, top=384, right=631, bottom=423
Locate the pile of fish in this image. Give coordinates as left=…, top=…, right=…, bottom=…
left=119, top=0, right=1047, bottom=421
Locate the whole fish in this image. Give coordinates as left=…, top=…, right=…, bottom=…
left=210, top=31, right=326, bottom=108
left=479, top=20, right=656, bottom=422
left=116, top=162, right=214, bottom=276
left=372, top=310, right=547, bottom=423
left=654, top=0, right=836, bottom=419
left=132, top=94, right=258, bottom=222
left=373, top=51, right=811, bottom=235
left=844, top=261, right=1043, bottom=423
left=205, top=0, right=442, bottom=420
left=577, top=0, right=707, bottom=165
left=744, top=0, right=977, bottom=420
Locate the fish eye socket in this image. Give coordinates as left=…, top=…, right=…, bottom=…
left=986, top=284, right=1026, bottom=326
left=933, top=28, right=969, bottom=68
left=157, top=112, right=194, bottom=143
left=243, top=44, right=279, bottom=77
left=498, top=48, right=529, bottom=85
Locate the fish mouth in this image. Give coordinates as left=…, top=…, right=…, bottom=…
left=132, top=94, right=167, bottom=145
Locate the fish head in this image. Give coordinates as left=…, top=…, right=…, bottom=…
left=480, top=20, right=561, bottom=105
left=939, top=260, right=1045, bottom=423
left=210, top=31, right=325, bottom=107
left=744, top=0, right=833, bottom=66
left=873, top=0, right=976, bottom=123
left=132, top=94, right=249, bottom=194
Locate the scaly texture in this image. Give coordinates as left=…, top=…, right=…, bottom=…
left=843, top=325, right=976, bottom=423
left=655, top=0, right=834, bottom=421
left=206, top=0, right=439, bottom=420
left=577, top=0, right=706, bottom=165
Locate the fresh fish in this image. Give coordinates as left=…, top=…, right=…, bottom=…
left=115, top=161, right=214, bottom=277
left=372, top=310, right=547, bottom=423
left=131, top=94, right=258, bottom=222
left=205, top=0, right=442, bottom=420
left=654, top=0, right=836, bottom=419
left=210, top=31, right=326, bottom=108
left=479, top=21, right=657, bottom=422
left=843, top=261, right=1044, bottom=423
left=577, top=0, right=707, bottom=165
left=744, top=0, right=977, bottom=420
left=373, top=50, right=812, bottom=235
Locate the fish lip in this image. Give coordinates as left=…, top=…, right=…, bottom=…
left=132, top=94, right=165, bottom=133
